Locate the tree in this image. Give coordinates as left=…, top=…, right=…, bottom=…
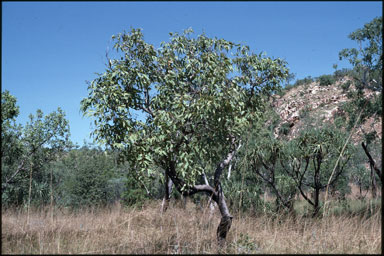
left=81, top=28, right=288, bottom=244
left=242, top=111, right=297, bottom=213
left=281, top=125, right=353, bottom=216
left=339, top=16, right=382, bottom=92
left=1, top=91, right=72, bottom=207
left=338, top=16, right=382, bottom=185
left=1, top=90, right=24, bottom=205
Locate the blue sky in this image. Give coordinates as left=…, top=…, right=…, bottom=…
left=2, top=1, right=382, bottom=146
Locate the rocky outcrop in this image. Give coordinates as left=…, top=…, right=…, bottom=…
left=271, top=77, right=382, bottom=143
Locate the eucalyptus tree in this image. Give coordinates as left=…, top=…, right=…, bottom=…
left=2, top=90, right=72, bottom=206
left=338, top=16, right=382, bottom=186
left=339, top=16, right=382, bottom=92
left=1, top=90, right=23, bottom=204
left=81, top=28, right=288, bottom=244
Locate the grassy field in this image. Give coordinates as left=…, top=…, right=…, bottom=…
left=2, top=199, right=381, bottom=254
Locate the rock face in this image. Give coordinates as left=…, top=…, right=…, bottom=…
left=271, top=77, right=382, bottom=143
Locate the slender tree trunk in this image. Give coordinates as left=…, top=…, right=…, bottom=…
left=370, top=165, right=377, bottom=198
left=50, top=168, right=54, bottom=224
left=27, top=162, right=33, bottom=225
left=313, top=187, right=320, bottom=217
left=362, top=142, right=382, bottom=180
left=359, top=181, right=362, bottom=199
left=215, top=183, right=233, bottom=247
left=161, top=172, right=173, bottom=213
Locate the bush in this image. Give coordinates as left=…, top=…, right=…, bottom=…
left=55, top=147, right=118, bottom=208
left=318, top=74, right=336, bottom=86
left=333, top=68, right=354, bottom=80
left=340, top=80, right=352, bottom=91
left=279, top=122, right=291, bottom=136
left=293, top=76, right=314, bottom=87
left=121, top=173, right=149, bottom=207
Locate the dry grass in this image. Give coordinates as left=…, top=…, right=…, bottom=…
left=2, top=200, right=381, bottom=254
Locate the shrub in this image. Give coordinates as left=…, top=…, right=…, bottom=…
left=293, top=76, right=314, bottom=87
left=333, top=68, right=354, bottom=80
left=340, top=80, right=352, bottom=91
left=318, top=74, right=336, bottom=86
left=279, top=122, right=291, bottom=136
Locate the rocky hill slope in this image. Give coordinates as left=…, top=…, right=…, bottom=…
left=270, top=77, right=382, bottom=144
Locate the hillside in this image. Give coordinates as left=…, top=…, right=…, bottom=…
left=271, top=76, right=382, bottom=144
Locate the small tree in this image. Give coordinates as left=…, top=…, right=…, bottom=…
left=245, top=128, right=297, bottom=213
left=338, top=16, right=382, bottom=186
left=281, top=125, right=353, bottom=216
left=1, top=91, right=24, bottom=205
left=81, top=28, right=288, bottom=244
left=2, top=91, right=72, bottom=207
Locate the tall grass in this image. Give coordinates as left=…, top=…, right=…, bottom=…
left=2, top=199, right=381, bottom=254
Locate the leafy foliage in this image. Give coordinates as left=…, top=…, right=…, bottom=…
left=338, top=16, right=382, bottom=134
left=2, top=91, right=72, bottom=207
left=54, top=146, right=118, bottom=207
left=339, top=16, right=382, bottom=92
left=318, top=74, right=336, bottom=86
left=81, top=28, right=289, bottom=192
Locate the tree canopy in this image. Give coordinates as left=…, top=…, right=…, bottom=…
left=81, top=28, right=288, bottom=189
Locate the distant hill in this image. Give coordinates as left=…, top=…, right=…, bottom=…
left=270, top=76, right=382, bottom=144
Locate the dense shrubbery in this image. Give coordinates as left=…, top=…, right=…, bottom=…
left=318, top=74, right=336, bottom=86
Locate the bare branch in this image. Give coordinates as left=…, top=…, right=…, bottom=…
left=362, top=142, right=382, bottom=180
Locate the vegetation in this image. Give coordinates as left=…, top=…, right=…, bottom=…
left=2, top=200, right=381, bottom=254
left=1, top=17, right=382, bottom=254
left=318, top=74, right=336, bottom=86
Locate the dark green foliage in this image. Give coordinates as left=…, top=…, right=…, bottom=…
left=340, top=80, right=352, bottom=91
left=2, top=19, right=381, bottom=217
left=318, top=74, right=336, bottom=86
left=283, top=125, right=353, bottom=215
left=1, top=91, right=72, bottom=207
left=278, top=122, right=291, bottom=136
left=55, top=146, right=118, bottom=207
left=222, top=166, right=264, bottom=213
left=293, top=76, right=314, bottom=87
left=337, top=16, right=382, bottom=137
left=333, top=68, right=354, bottom=80
left=239, top=113, right=298, bottom=213
left=121, top=172, right=149, bottom=207
left=339, top=16, right=382, bottom=92
left=80, top=28, right=289, bottom=194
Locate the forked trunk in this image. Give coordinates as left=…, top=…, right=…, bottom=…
left=163, top=140, right=240, bottom=246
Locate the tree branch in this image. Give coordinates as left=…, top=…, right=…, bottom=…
left=362, top=142, right=382, bottom=180
left=214, top=137, right=240, bottom=188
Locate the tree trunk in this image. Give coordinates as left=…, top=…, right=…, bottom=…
left=362, top=142, right=382, bottom=181
left=27, top=162, right=33, bottom=225
left=165, top=140, right=239, bottom=246
left=161, top=173, right=173, bottom=213
left=215, top=183, right=233, bottom=246
left=370, top=165, right=377, bottom=198
left=313, top=187, right=320, bottom=217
